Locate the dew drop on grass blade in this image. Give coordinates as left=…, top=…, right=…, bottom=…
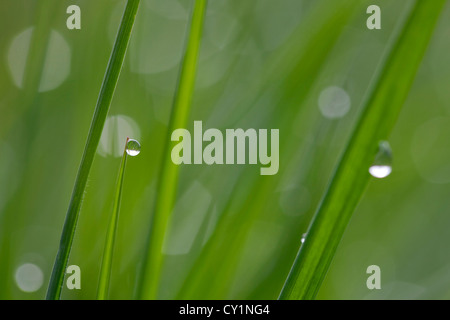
left=46, top=0, right=141, bottom=300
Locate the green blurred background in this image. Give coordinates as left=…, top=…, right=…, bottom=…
left=1, top=0, right=450, bottom=299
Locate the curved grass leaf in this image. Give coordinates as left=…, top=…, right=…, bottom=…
left=138, top=0, right=208, bottom=299
left=46, top=0, right=140, bottom=300
left=279, top=0, right=446, bottom=300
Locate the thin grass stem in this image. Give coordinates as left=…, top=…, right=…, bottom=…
left=46, top=0, right=140, bottom=300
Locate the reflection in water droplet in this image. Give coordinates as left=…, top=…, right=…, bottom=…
left=369, top=141, right=392, bottom=179
left=126, top=139, right=141, bottom=156
left=301, top=233, right=307, bottom=244
left=14, top=263, right=44, bottom=293
left=369, top=165, right=392, bottom=179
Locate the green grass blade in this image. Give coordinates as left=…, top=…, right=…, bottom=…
left=97, top=138, right=129, bottom=300
left=46, top=0, right=140, bottom=300
left=139, top=0, right=208, bottom=299
left=279, top=0, right=446, bottom=300
left=176, top=0, right=360, bottom=300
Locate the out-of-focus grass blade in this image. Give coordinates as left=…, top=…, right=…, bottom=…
left=0, top=1, right=60, bottom=298
left=279, top=0, right=446, bottom=300
left=46, top=0, right=140, bottom=300
left=139, top=0, right=208, bottom=299
left=97, top=138, right=129, bottom=300
left=176, top=0, right=360, bottom=299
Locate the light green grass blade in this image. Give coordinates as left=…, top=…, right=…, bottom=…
left=176, top=0, right=360, bottom=299
left=97, top=138, right=129, bottom=300
left=279, top=0, right=446, bottom=300
left=46, top=0, right=140, bottom=300
left=139, top=0, right=208, bottom=299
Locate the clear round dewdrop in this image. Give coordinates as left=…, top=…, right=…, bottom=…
left=126, top=139, right=141, bottom=156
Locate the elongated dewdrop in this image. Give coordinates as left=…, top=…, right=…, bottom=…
left=126, top=138, right=141, bottom=156
left=369, top=141, right=392, bottom=179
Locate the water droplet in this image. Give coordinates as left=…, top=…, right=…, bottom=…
left=98, top=115, right=141, bottom=157
left=369, top=141, right=392, bottom=179
left=126, top=139, right=141, bottom=156
left=301, top=233, right=307, bottom=244
left=14, top=263, right=44, bottom=293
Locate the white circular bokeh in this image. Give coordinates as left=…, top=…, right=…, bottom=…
left=318, top=86, right=351, bottom=119
left=14, top=263, right=44, bottom=293
left=7, top=27, right=71, bottom=92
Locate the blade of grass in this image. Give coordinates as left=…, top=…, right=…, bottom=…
left=176, top=0, right=360, bottom=299
left=97, top=138, right=129, bottom=300
left=138, top=0, right=208, bottom=299
left=46, top=0, right=140, bottom=300
left=279, top=0, right=446, bottom=300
